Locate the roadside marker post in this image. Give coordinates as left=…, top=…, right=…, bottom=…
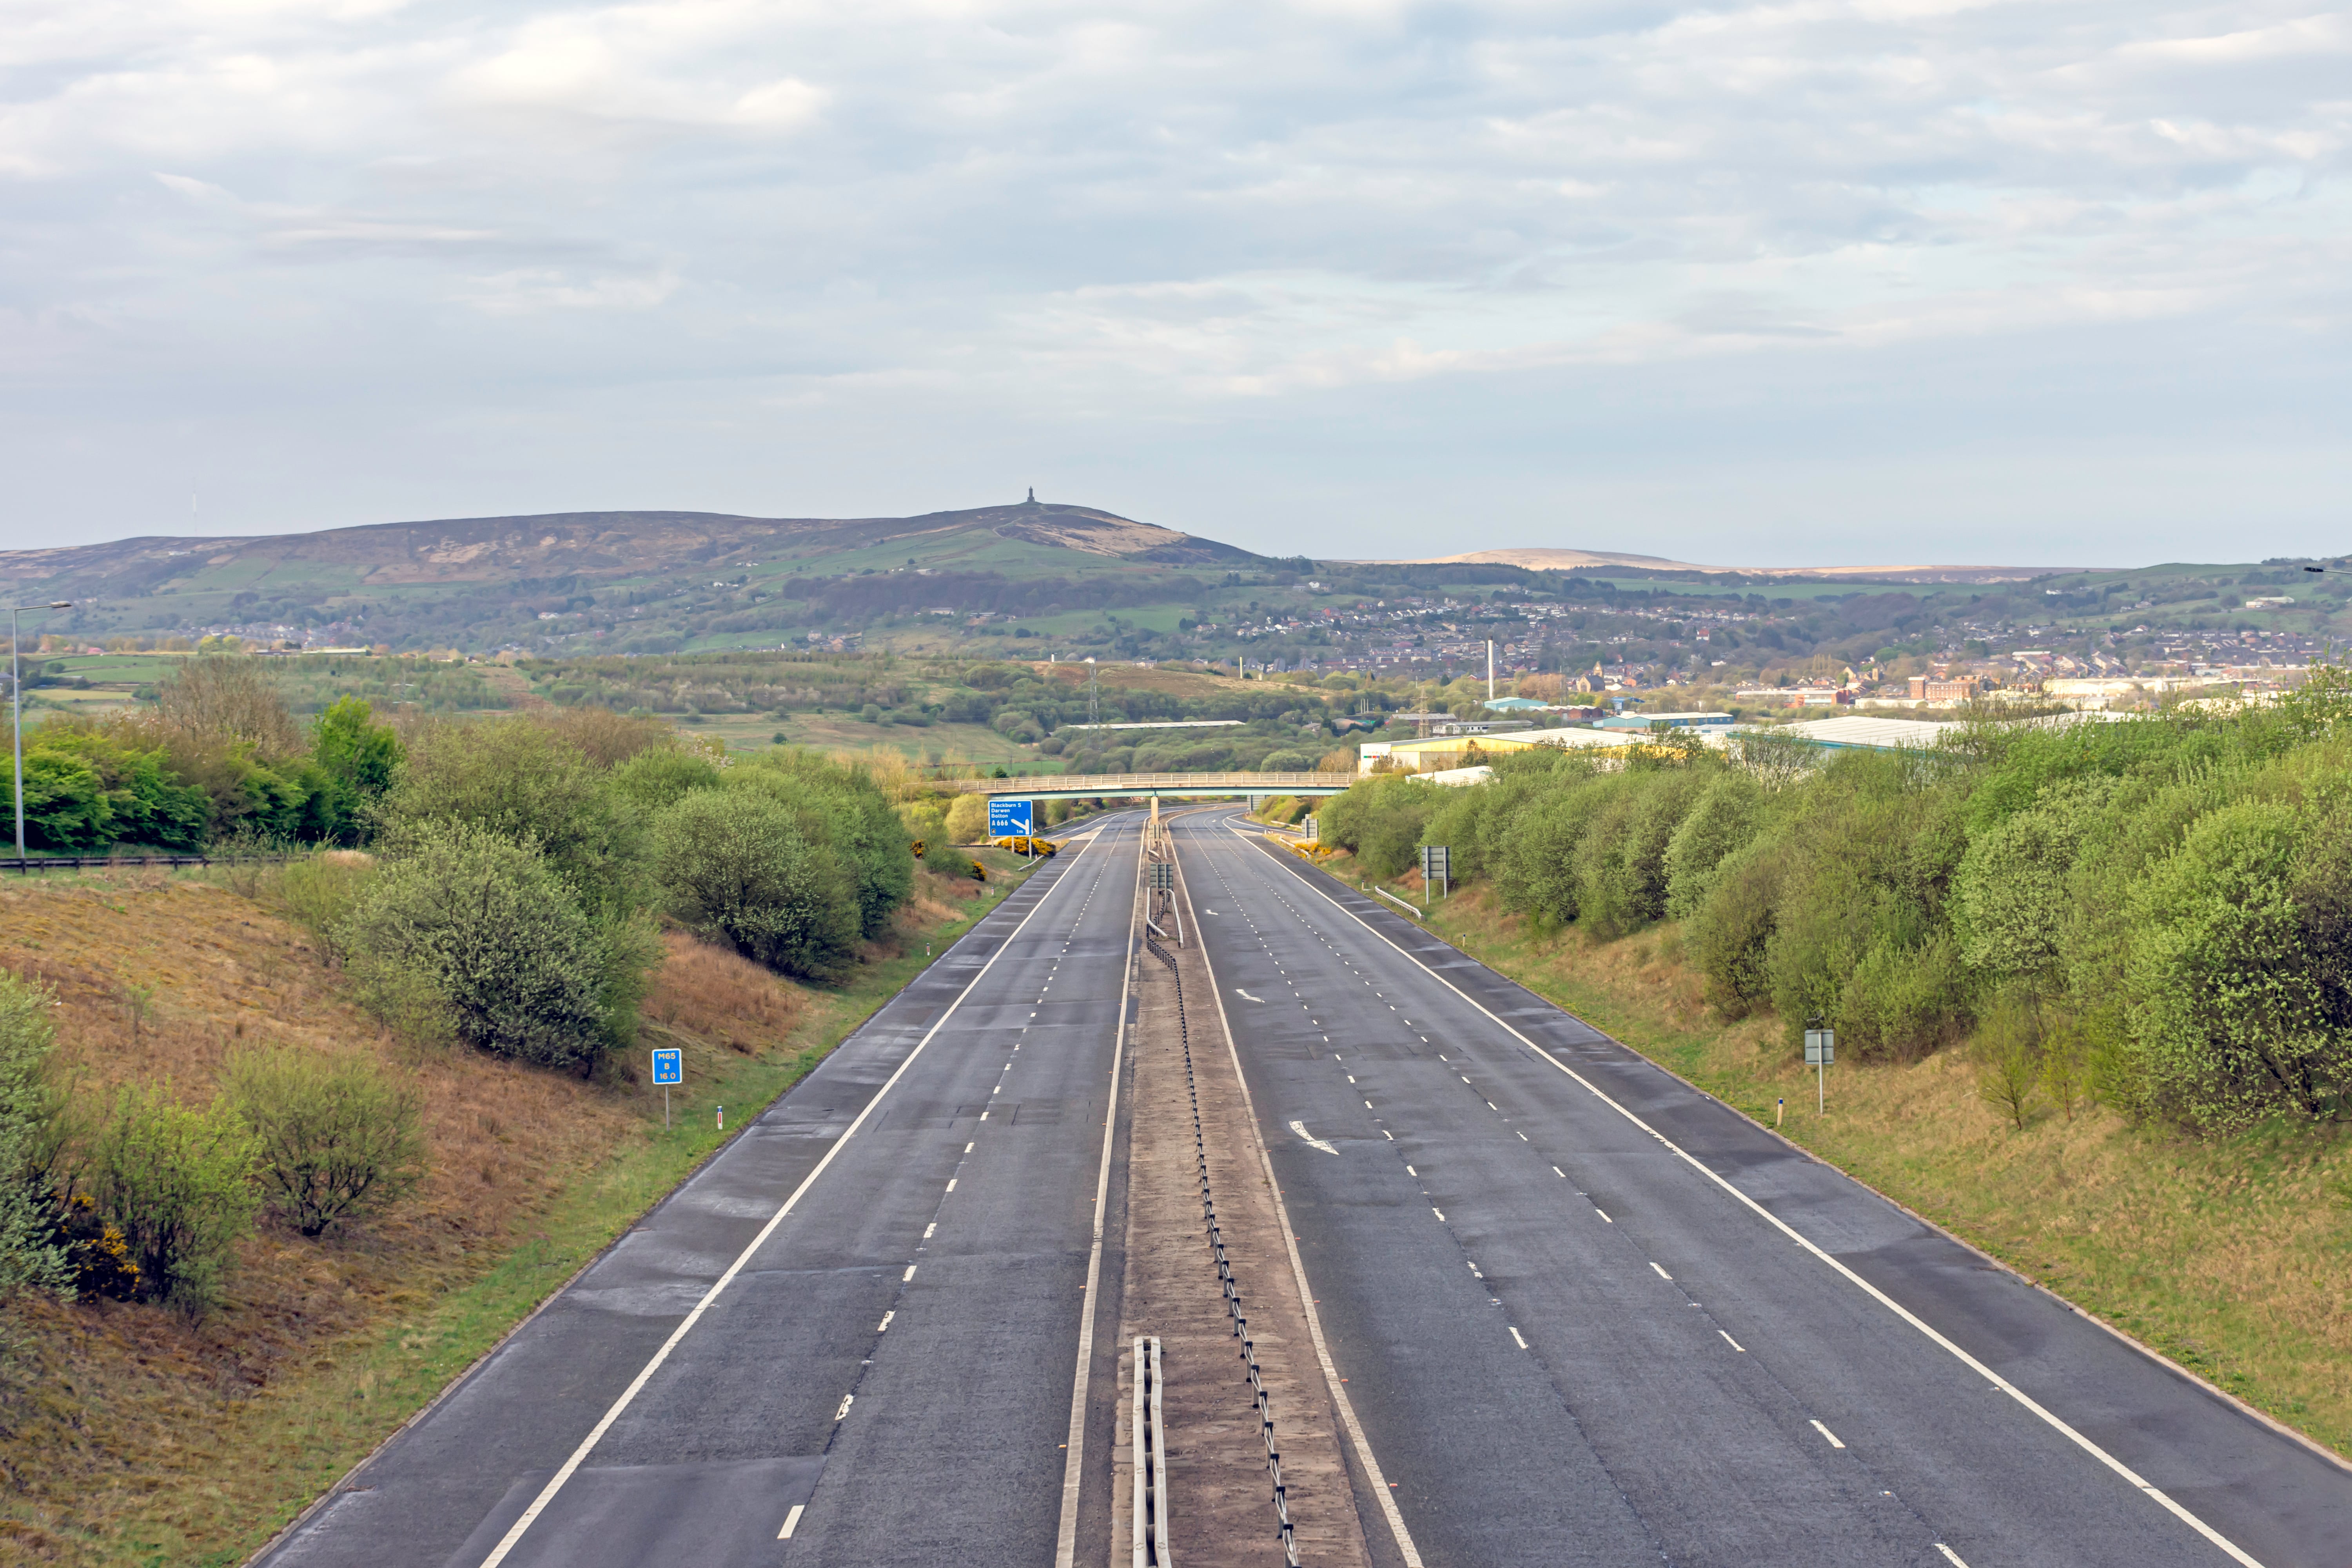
left=1803, top=1022, right=1835, bottom=1114
left=651, top=1047, right=682, bottom=1128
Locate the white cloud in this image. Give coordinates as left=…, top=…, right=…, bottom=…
left=0, top=0, right=2345, bottom=560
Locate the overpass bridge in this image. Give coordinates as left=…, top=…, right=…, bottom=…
left=944, top=770, right=1354, bottom=801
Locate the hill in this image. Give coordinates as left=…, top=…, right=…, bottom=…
left=0, top=498, right=1274, bottom=657
left=1384, top=547, right=2078, bottom=583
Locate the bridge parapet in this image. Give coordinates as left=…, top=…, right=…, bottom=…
left=943, top=771, right=1355, bottom=799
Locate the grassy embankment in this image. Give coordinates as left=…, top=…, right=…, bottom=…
left=0, top=847, right=1043, bottom=1566
left=1306, top=847, right=2352, bottom=1460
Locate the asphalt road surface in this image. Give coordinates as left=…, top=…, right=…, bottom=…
left=1173, top=808, right=2352, bottom=1568
left=256, top=814, right=1142, bottom=1568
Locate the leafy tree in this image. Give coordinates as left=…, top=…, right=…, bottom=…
left=310, top=696, right=402, bottom=840
left=944, top=793, right=990, bottom=844
left=610, top=746, right=722, bottom=812
left=381, top=718, right=652, bottom=921
left=726, top=752, right=912, bottom=938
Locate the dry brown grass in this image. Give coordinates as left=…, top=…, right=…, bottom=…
left=0, top=873, right=839, bottom=1563
left=641, top=931, right=808, bottom=1056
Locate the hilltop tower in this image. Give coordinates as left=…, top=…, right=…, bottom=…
left=1026, top=486, right=1036, bottom=504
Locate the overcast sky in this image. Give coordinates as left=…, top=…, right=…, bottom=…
left=3, top=0, right=2345, bottom=566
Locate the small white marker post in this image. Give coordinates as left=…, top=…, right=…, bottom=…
left=1804, top=1022, right=1835, bottom=1114
left=650, top=1046, right=682, bottom=1129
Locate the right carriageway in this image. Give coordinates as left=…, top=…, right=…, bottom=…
left=1167, top=809, right=2352, bottom=1568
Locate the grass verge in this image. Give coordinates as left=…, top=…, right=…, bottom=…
left=0, top=850, right=1042, bottom=1567
left=1310, top=851, right=2352, bottom=1462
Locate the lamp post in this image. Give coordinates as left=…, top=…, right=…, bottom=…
left=9, top=602, right=73, bottom=863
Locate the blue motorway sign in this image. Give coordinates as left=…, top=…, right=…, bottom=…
left=650, top=1047, right=683, bottom=1085
left=987, top=797, right=1034, bottom=837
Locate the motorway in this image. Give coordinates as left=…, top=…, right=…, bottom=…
left=256, top=813, right=1145, bottom=1568
left=1171, top=808, right=2352, bottom=1568
left=250, top=797, right=2352, bottom=1568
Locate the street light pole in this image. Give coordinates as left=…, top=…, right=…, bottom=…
left=10, top=602, right=74, bottom=863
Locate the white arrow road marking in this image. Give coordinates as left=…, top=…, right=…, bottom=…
left=1289, top=1121, right=1339, bottom=1154
left=1235, top=989, right=1265, bottom=1003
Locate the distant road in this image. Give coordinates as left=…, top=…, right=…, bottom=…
left=1172, top=809, right=2352, bottom=1568
left=254, top=815, right=1142, bottom=1568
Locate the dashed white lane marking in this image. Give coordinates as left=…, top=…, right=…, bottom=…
left=877, top=1310, right=894, bottom=1332
left=1720, top=1330, right=1746, bottom=1352
left=1230, top=826, right=2279, bottom=1568
left=1596, top=1208, right=1613, bottom=1223
left=1935, top=1545, right=1970, bottom=1567
left=965, top=1142, right=975, bottom=1153
left=476, top=831, right=1093, bottom=1568
left=1432, top=1207, right=1447, bottom=1221
left=944, top=1178, right=956, bottom=1192
left=834, top=1394, right=855, bottom=1422
left=1553, top=1167, right=1566, bottom=1178
left=1508, top=1326, right=1530, bottom=1350
left=903, top=1264, right=917, bottom=1282
left=778, top=1503, right=804, bottom=1539
left=1517, top=1131, right=1529, bottom=1141
left=923, top=1223, right=936, bottom=1239
left=1405, top=1165, right=1417, bottom=1176
left=1650, top=1261, right=1672, bottom=1280
left=1811, top=1419, right=1846, bottom=1449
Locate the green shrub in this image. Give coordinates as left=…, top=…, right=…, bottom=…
left=341, top=821, right=622, bottom=1075
left=0, top=974, right=69, bottom=1312
left=270, top=853, right=374, bottom=967
left=1579, top=769, right=1703, bottom=938
left=654, top=789, right=862, bottom=982
left=1686, top=837, right=1791, bottom=1015
left=1663, top=771, right=1765, bottom=920
left=2123, top=798, right=2352, bottom=1132
left=80, top=1083, right=261, bottom=1310
left=221, top=1047, right=426, bottom=1237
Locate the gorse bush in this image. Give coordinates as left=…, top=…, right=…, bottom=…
left=221, top=1047, right=427, bottom=1237
left=76, top=1084, right=261, bottom=1311
left=1319, top=679, right=2352, bottom=1136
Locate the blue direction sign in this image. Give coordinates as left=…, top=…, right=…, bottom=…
left=651, top=1047, right=683, bottom=1085
left=988, top=797, right=1034, bottom=837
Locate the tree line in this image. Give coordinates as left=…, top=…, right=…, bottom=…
left=1, top=660, right=926, bottom=1322
left=1320, top=673, right=2352, bottom=1137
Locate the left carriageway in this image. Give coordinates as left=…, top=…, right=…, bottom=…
left=256, top=815, right=1147, bottom=1568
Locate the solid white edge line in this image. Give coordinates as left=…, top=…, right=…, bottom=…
left=474, top=828, right=1100, bottom=1568
left=1053, top=820, right=1146, bottom=1568
left=1234, top=826, right=2269, bottom=1568
left=1177, top=824, right=1427, bottom=1568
